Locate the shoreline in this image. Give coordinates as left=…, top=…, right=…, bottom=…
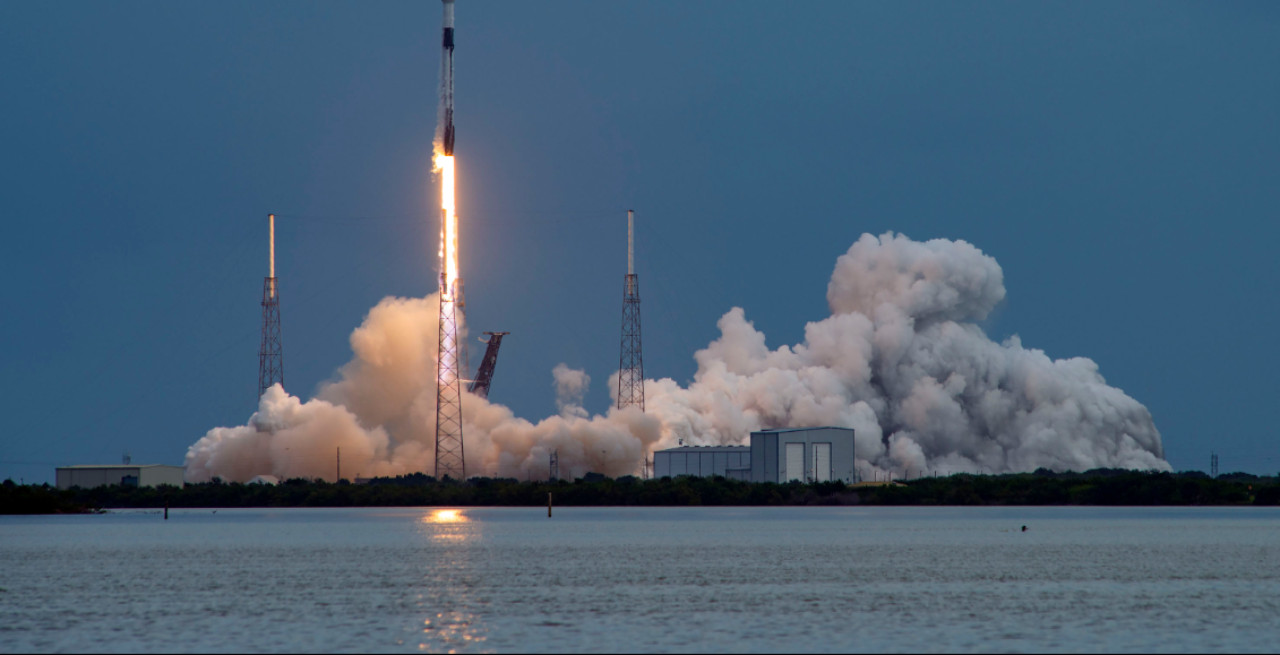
left=5, top=470, right=1278, bottom=514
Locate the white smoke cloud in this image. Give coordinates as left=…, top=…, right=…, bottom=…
left=552, top=364, right=590, bottom=419
left=185, top=293, right=663, bottom=482
left=646, top=232, right=1166, bottom=475
left=185, top=232, right=1166, bottom=483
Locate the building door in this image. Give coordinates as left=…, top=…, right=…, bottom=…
left=785, top=443, right=805, bottom=482
left=812, top=443, right=831, bottom=482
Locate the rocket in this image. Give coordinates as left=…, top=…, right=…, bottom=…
left=440, top=0, right=455, bottom=156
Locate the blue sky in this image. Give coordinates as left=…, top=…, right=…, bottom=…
left=2, top=1, right=1278, bottom=483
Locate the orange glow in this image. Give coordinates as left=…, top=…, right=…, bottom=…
left=434, top=153, right=458, bottom=299
left=423, top=508, right=469, bottom=524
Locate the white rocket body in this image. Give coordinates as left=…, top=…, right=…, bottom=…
left=268, top=213, right=276, bottom=298
left=440, top=0, right=455, bottom=156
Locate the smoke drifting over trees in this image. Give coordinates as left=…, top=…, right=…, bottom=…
left=185, top=233, right=1166, bottom=482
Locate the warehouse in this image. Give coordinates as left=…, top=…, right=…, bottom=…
left=652, top=427, right=856, bottom=484
left=653, top=445, right=751, bottom=479
left=748, top=427, right=856, bottom=484
left=55, top=465, right=186, bottom=490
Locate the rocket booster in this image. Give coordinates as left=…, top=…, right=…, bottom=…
left=440, top=0, right=455, bottom=156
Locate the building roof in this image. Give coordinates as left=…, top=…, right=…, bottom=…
left=56, top=464, right=184, bottom=470
left=655, top=445, right=750, bottom=453
left=753, top=426, right=852, bottom=434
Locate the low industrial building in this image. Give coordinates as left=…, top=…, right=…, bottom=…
left=653, top=427, right=856, bottom=484
left=653, top=445, right=751, bottom=479
left=55, top=465, right=186, bottom=490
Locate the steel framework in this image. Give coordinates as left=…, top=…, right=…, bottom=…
left=435, top=281, right=466, bottom=480
left=617, top=210, right=644, bottom=410
left=468, top=331, right=509, bottom=399
left=258, top=214, right=283, bottom=399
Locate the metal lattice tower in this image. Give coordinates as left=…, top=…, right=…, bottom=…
left=435, top=273, right=466, bottom=480
left=1211, top=452, right=1219, bottom=478
left=457, top=278, right=469, bottom=383
left=468, top=332, right=509, bottom=399
left=549, top=449, right=559, bottom=481
left=617, top=210, right=645, bottom=410
left=258, top=213, right=283, bottom=399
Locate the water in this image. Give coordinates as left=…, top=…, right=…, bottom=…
left=2, top=506, right=1278, bottom=653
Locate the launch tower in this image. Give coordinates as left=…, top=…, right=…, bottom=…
left=258, top=213, right=283, bottom=399
left=433, top=0, right=465, bottom=480
left=617, top=210, right=645, bottom=410
left=435, top=284, right=465, bottom=480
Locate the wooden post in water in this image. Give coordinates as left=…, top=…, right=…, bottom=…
left=547, top=492, right=552, bottom=518
left=164, top=500, right=169, bottom=521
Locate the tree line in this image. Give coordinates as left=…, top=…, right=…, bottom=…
left=3, top=469, right=1279, bottom=514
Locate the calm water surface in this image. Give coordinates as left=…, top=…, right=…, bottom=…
left=2, top=506, right=1278, bottom=653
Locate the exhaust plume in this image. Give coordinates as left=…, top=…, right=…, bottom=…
left=553, top=364, right=590, bottom=419
left=185, top=232, right=1166, bottom=482
left=186, top=293, right=664, bottom=482
left=645, top=232, right=1166, bottom=474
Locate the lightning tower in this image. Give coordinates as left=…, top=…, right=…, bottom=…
left=433, top=0, right=465, bottom=480
left=258, top=213, right=283, bottom=399
left=617, top=210, right=645, bottom=410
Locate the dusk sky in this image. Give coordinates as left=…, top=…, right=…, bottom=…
left=2, top=1, right=1278, bottom=483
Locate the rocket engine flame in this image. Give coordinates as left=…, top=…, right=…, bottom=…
left=433, top=152, right=460, bottom=386
left=435, top=153, right=458, bottom=299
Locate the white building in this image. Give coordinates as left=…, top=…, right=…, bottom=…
left=652, top=427, right=856, bottom=484
left=55, top=465, right=186, bottom=490
left=748, top=427, right=855, bottom=484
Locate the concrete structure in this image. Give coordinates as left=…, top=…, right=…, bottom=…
left=654, top=445, right=750, bottom=479
left=749, top=427, right=856, bottom=484
left=55, top=465, right=185, bottom=490
left=652, top=427, right=856, bottom=484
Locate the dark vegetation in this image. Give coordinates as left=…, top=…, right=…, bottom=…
left=4, top=470, right=1279, bottom=514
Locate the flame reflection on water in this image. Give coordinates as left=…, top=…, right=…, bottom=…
left=415, top=510, right=486, bottom=651
left=419, top=611, right=486, bottom=652
left=424, top=509, right=468, bottom=524
left=420, top=509, right=473, bottom=544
